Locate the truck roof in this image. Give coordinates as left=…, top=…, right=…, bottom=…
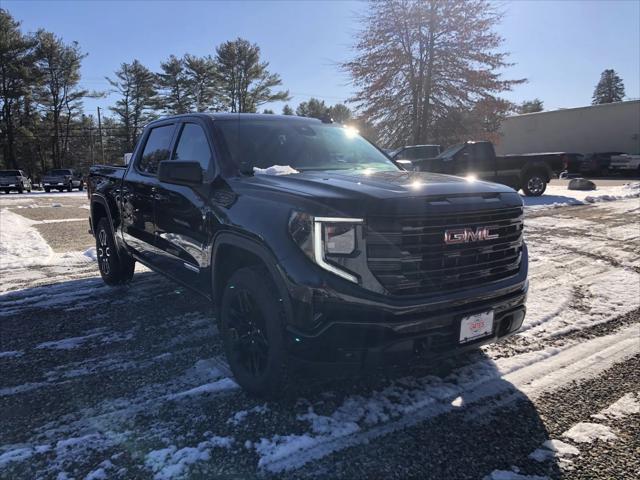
left=147, top=112, right=325, bottom=125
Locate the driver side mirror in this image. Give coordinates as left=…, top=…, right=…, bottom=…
left=158, top=161, right=203, bottom=186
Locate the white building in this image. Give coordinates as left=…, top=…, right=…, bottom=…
left=495, top=100, right=640, bottom=155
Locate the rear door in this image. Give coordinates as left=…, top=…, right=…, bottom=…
left=120, top=122, right=176, bottom=260
left=153, top=119, right=214, bottom=292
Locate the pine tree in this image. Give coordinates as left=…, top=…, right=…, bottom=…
left=107, top=60, right=157, bottom=151
left=183, top=54, right=218, bottom=112
left=215, top=38, right=290, bottom=112
left=281, top=104, right=294, bottom=115
left=592, top=69, right=625, bottom=104
left=0, top=9, right=37, bottom=169
left=155, top=55, right=191, bottom=114
left=518, top=99, right=543, bottom=114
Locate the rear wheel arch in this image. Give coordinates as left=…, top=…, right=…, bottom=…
left=90, top=194, right=119, bottom=237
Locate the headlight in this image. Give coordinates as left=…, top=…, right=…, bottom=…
left=289, top=213, right=363, bottom=283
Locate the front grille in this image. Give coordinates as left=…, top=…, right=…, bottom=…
left=367, top=206, right=524, bottom=296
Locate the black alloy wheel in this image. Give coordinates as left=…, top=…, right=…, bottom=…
left=220, top=267, right=289, bottom=397
left=227, top=288, right=270, bottom=378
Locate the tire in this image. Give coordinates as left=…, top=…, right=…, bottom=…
left=67, top=183, right=72, bottom=192
left=522, top=171, right=547, bottom=196
left=44, top=187, right=50, bottom=193
left=219, top=266, right=289, bottom=397
left=95, top=217, right=135, bottom=286
left=17, top=186, right=24, bottom=194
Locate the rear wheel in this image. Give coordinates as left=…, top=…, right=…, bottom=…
left=220, top=266, right=289, bottom=397
left=522, top=172, right=547, bottom=196
left=96, top=217, right=135, bottom=286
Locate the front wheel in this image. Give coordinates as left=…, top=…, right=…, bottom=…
left=95, top=217, right=135, bottom=286
left=220, top=267, right=289, bottom=397
left=522, top=172, right=547, bottom=196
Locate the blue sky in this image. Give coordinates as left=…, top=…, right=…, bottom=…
left=5, top=0, right=639, bottom=117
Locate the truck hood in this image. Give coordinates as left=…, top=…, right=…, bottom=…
left=243, top=169, right=512, bottom=198
left=234, top=169, right=522, bottom=216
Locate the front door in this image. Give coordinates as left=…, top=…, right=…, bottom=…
left=153, top=121, right=214, bottom=293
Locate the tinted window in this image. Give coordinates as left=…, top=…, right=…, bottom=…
left=173, top=123, right=211, bottom=170
left=138, top=125, right=174, bottom=175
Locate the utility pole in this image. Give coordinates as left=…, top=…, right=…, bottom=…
left=97, top=106, right=105, bottom=163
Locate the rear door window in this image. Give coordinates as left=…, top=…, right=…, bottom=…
left=138, top=124, right=175, bottom=175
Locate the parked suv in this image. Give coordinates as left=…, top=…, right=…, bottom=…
left=88, top=114, right=528, bottom=396
left=0, top=170, right=32, bottom=193
left=43, top=169, right=84, bottom=192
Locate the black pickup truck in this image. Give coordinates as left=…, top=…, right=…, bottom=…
left=408, top=141, right=568, bottom=196
left=88, top=114, right=528, bottom=396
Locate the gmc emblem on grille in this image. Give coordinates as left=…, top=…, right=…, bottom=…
left=444, top=226, right=499, bottom=245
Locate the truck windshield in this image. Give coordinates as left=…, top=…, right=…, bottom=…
left=215, top=120, right=399, bottom=173
left=0, top=170, right=20, bottom=176
left=48, top=170, right=72, bottom=176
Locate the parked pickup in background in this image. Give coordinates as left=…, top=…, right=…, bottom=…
left=609, top=154, right=640, bottom=173
left=0, top=169, right=32, bottom=193
left=88, top=113, right=528, bottom=397
left=43, top=169, right=84, bottom=192
left=406, top=141, right=569, bottom=196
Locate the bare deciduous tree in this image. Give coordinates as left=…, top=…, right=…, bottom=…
left=344, top=0, right=524, bottom=147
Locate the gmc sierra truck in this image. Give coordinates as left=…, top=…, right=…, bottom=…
left=88, top=114, right=528, bottom=396
left=406, top=141, right=570, bottom=196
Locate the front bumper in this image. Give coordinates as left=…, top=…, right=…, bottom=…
left=281, top=244, right=529, bottom=371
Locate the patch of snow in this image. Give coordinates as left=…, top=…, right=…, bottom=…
left=563, top=422, right=617, bottom=443
left=591, top=393, right=640, bottom=420
left=83, top=247, right=97, bottom=261
left=165, top=377, right=238, bottom=400
left=529, top=439, right=580, bottom=462
left=253, top=165, right=299, bottom=176
left=144, top=436, right=233, bottom=480
left=484, top=470, right=549, bottom=480
left=227, top=404, right=269, bottom=425
left=36, top=333, right=102, bottom=350
left=0, top=350, right=23, bottom=358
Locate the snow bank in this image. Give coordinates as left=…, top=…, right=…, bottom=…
left=523, top=182, right=640, bottom=209
left=0, top=209, right=54, bottom=269
left=253, top=165, right=299, bottom=176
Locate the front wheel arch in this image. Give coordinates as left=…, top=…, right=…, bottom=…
left=211, top=234, right=293, bottom=325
